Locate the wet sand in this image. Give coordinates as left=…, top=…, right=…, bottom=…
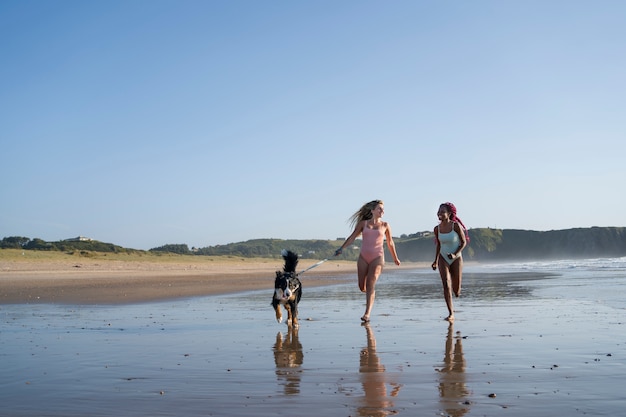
left=1, top=260, right=625, bottom=416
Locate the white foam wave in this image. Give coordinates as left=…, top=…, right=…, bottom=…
left=473, top=256, right=626, bottom=272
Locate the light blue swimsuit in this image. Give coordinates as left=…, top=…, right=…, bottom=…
left=438, top=223, right=461, bottom=265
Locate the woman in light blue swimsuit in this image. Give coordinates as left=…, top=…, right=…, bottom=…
left=432, top=202, right=469, bottom=322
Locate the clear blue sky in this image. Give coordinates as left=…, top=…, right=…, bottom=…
left=2, top=1, right=625, bottom=250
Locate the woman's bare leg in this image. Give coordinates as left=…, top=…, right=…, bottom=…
left=438, top=256, right=454, bottom=321
left=362, top=256, right=384, bottom=321
left=357, top=256, right=368, bottom=292
left=450, top=257, right=463, bottom=297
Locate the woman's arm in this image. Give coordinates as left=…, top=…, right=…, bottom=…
left=384, top=223, right=401, bottom=265
left=432, top=226, right=440, bottom=270
left=450, top=222, right=467, bottom=258
left=335, top=221, right=364, bottom=255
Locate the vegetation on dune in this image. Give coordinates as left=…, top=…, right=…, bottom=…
left=194, top=239, right=346, bottom=259
left=0, top=236, right=133, bottom=254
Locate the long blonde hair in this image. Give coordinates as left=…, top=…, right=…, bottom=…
left=348, top=200, right=383, bottom=229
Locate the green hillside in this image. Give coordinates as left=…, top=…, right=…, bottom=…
left=2, top=227, right=625, bottom=262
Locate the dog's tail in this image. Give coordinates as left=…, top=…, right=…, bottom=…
left=281, top=249, right=299, bottom=274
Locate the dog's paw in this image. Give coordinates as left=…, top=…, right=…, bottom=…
left=276, top=317, right=283, bottom=324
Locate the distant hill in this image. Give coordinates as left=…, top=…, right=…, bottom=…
left=393, top=227, right=626, bottom=262
left=190, top=227, right=626, bottom=262
left=0, top=236, right=136, bottom=254
left=2, top=227, right=625, bottom=262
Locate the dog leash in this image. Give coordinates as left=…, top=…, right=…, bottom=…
left=297, top=258, right=330, bottom=276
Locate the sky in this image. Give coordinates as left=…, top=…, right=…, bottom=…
left=1, top=1, right=625, bottom=250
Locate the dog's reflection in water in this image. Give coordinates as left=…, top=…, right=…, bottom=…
left=437, top=323, right=470, bottom=417
left=273, top=328, right=303, bottom=395
left=358, top=323, right=402, bottom=417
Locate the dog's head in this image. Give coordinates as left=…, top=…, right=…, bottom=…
left=274, top=271, right=300, bottom=301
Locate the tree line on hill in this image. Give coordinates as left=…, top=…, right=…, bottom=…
left=0, top=236, right=135, bottom=254
left=2, top=226, right=625, bottom=262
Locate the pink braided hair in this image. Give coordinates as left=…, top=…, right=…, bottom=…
left=442, top=202, right=470, bottom=243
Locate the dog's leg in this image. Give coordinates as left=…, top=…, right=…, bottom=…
left=292, top=308, right=299, bottom=328
left=285, top=303, right=292, bottom=327
left=273, top=299, right=283, bottom=324
left=288, top=301, right=299, bottom=328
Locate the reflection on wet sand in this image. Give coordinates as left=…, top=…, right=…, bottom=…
left=358, top=323, right=402, bottom=417
left=273, top=328, right=303, bottom=395
left=437, top=323, right=470, bottom=417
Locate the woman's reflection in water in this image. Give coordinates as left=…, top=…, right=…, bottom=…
left=273, top=328, right=303, bottom=395
left=437, top=323, right=470, bottom=417
left=358, top=323, right=402, bottom=417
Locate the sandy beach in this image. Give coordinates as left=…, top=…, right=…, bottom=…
left=0, top=255, right=371, bottom=304
left=1, top=256, right=625, bottom=416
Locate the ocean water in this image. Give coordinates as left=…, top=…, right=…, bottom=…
left=1, top=257, right=624, bottom=417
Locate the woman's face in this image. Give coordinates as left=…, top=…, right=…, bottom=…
left=372, top=204, right=384, bottom=218
left=437, top=205, right=450, bottom=221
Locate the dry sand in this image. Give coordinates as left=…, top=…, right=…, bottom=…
left=0, top=254, right=426, bottom=304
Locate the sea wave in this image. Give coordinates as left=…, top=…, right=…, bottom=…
left=473, top=256, right=626, bottom=272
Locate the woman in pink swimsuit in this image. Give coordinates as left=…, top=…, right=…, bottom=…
left=335, top=200, right=401, bottom=323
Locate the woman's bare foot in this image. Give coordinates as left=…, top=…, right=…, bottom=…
left=445, top=315, right=455, bottom=322
left=361, top=315, right=370, bottom=323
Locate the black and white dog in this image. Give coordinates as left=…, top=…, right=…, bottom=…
left=272, top=250, right=302, bottom=328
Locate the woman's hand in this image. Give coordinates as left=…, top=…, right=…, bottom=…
left=431, top=261, right=437, bottom=270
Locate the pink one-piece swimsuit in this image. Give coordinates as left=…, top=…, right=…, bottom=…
left=360, top=222, right=385, bottom=264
